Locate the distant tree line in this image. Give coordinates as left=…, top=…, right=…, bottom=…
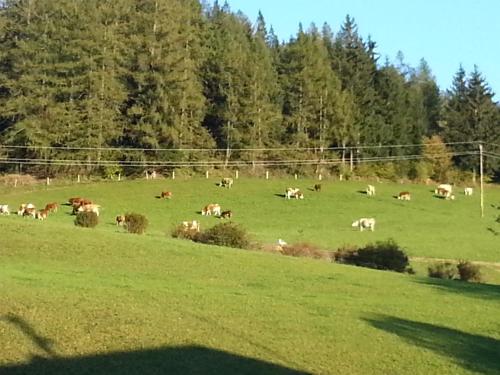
left=0, top=0, right=498, bottom=179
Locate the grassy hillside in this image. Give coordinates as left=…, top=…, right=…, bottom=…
left=1, top=177, right=499, bottom=260
left=1, top=178, right=499, bottom=374
left=1, top=219, right=499, bottom=374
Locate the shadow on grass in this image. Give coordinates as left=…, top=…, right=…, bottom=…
left=1, top=314, right=310, bottom=375
left=363, top=314, right=500, bottom=375
left=415, top=277, right=500, bottom=300
left=487, top=227, right=499, bottom=236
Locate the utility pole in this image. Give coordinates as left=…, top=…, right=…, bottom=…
left=479, top=143, right=484, bottom=218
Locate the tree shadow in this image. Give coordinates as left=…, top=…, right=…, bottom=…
left=414, top=277, right=500, bottom=301
left=1, top=314, right=310, bottom=375
left=363, top=314, right=500, bottom=375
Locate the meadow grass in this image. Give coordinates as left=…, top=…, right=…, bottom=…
left=1, top=178, right=500, bottom=374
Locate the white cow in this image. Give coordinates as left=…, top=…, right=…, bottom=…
left=464, top=187, right=473, bottom=196
left=366, top=185, right=376, bottom=196
left=352, top=218, right=376, bottom=232
left=285, top=187, right=304, bottom=199
left=0, top=204, right=10, bottom=215
left=220, top=177, right=234, bottom=188
left=182, top=220, right=201, bottom=232
left=77, top=203, right=100, bottom=216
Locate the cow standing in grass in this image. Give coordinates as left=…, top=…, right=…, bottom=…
left=366, top=185, right=376, bottom=196
left=352, top=218, right=376, bottom=232
left=220, top=178, right=233, bottom=188
left=398, top=192, right=411, bottom=201
left=202, top=204, right=221, bottom=216
left=0, top=204, right=10, bottom=215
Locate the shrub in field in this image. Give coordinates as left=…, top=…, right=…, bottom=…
left=280, top=242, right=330, bottom=260
left=74, top=212, right=98, bottom=228
left=427, top=262, right=457, bottom=279
left=124, top=213, right=148, bottom=234
left=195, top=222, right=249, bottom=249
left=335, top=239, right=410, bottom=273
left=457, top=261, right=482, bottom=282
left=171, top=225, right=200, bottom=241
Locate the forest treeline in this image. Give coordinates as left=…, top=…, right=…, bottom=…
left=0, top=0, right=498, bottom=179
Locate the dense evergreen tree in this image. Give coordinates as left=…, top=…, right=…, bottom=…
left=0, top=1, right=497, bottom=178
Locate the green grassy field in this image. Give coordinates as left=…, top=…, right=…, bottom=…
left=1, top=178, right=500, bottom=374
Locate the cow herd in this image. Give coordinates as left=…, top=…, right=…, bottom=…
left=0, top=178, right=476, bottom=237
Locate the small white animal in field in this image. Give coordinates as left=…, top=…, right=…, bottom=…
left=366, top=185, right=376, bottom=196
left=352, top=218, right=376, bottom=232
left=464, top=187, right=473, bottom=196
left=278, top=239, right=287, bottom=247
left=0, top=204, right=10, bottom=215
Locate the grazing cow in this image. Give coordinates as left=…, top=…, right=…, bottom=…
left=435, top=187, right=453, bottom=200
left=366, top=185, right=376, bottom=196
left=45, top=202, right=59, bottom=213
left=352, top=218, right=376, bottom=232
left=202, top=203, right=221, bottom=216
left=77, top=204, right=100, bottom=216
left=464, top=187, right=473, bottom=196
left=116, top=214, right=126, bottom=226
left=398, top=191, right=411, bottom=201
left=437, top=184, right=453, bottom=193
left=161, top=191, right=173, bottom=199
left=22, top=207, right=37, bottom=218
left=314, top=184, right=322, bottom=192
left=36, top=209, right=49, bottom=220
left=220, top=210, right=233, bottom=219
left=220, top=177, right=234, bottom=188
left=181, top=220, right=201, bottom=232
left=0, top=204, right=10, bottom=215
left=285, top=187, right=304, bottom=199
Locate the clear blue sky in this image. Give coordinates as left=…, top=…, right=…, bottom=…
left=225, top=0, right=500, bottom=100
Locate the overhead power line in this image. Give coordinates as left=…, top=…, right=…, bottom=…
left=0, top=141, right=481, bottom=153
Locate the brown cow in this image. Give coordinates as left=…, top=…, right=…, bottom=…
left=314, top=184, right=322, bottom=192
left=36, top=209, right=49, bottom=220
left=397, top=192, right=411, bottom=201
left=220, top=210, right=233, bottom=219
left=45, top=202, right=59, bottom=213
left=161, top=191, right=173, bottom=199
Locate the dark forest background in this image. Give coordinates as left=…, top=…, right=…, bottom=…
left=0, top=0, right=498, bottom=180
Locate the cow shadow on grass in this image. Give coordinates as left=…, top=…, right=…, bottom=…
left=363, top=314, right=500, bottom=375
left=487, top=227, right=499, bottom=236
left=414, top=277, right=500, bottom=301
left=357, top=190, right=368, bottom=195
left=1, top=314, right=310, bottom=375
left=274, top=193, right=286, bottom=198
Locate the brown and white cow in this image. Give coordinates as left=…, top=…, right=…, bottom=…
left=398, top=191, right=411, bottom=201
left=45, top=202, right=59, bottom=213
left=77, top=204, right=100, bottom=216
left=285, top=187, right=304, bottom=199
left=220, top=177, right=234, bottom=188
left=220, top=210, right=233, bottom=219
left=36, top=209, right=49, bottom=220
left=202, top=203, right=221, bottom=216
left=181, top=220, right=201, bottom=232
left=116, top=214, right=126, bottom=226
left=161, top=191, right=173, bottom=199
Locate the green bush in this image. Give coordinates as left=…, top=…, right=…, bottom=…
left=335, top=239, right=410, bottom=273
left=195, top=222, right=249, bottom=249
left=457, top=261, right=482, bottom=282
left=124, top=213, right=148, bottom=234
left=427, top=262, right=457, bottom=279
left=74, top=211, right=98, bottom=228
left=171, top=225, right=200, bottom=241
